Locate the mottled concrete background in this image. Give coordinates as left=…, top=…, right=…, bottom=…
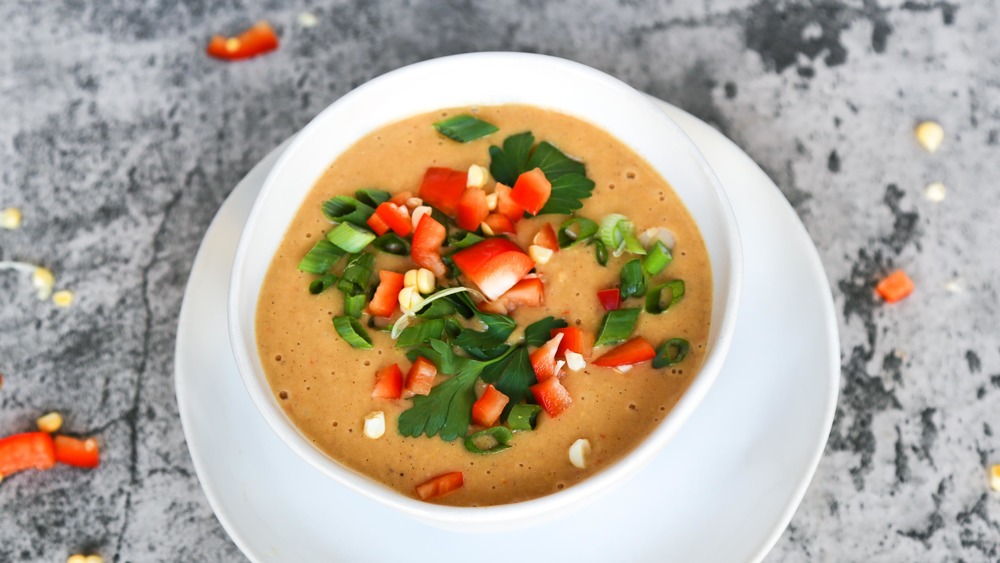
left=2, top=0, right=998, bottom=561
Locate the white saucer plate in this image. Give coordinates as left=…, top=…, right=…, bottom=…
left=175, top=100, right=839, bottom=562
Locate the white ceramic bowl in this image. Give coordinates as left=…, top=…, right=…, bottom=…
left=228, top=52, right=742, bottom=530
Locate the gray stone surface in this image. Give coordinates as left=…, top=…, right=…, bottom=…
left=1, top=0, right=998, bottom=561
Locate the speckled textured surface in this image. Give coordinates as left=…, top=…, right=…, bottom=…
left=2, top=1, right=998, bottom=561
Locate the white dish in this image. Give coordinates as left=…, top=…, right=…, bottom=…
left=226, top=53, right=742, bottom=527
left=175, top=100, right=839, bottom=562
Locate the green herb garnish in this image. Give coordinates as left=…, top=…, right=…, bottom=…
left=308, top=273, right=338, bottom=295
left=594, top=307, right=641, bottom=346
left=333, top=316, right=373, bottom=349
left=489, top=132, right=595, bottom=215
left=322, top=196, right=375, bottom=226
left=645, top=280, right=685, bottom=314
left=619, top=259, right=647, bottom=300
left=343, top=293, right=366, bottom=319
left=372, top=233, right=410, bottom=255
left=298, top=239, right=346, bottom=274
left=653, top=338, right=690, bottom=368
left=327, top=222, right=376, bottom=253
left=489, top=132, right=535, bottom=186
left=463, top=426, right=514, bottom=455
left=480, top=346, right=534, bottom=418
left=396, top=319, right=447, bottom=348
left=592, top=239, right=609, bottom=266
left=434, top=114, right=500, bottom=143
left=598, top=214, right=645, bottom=257
left=507, top=404, right=542, bottom=431
left=449, top=231, right=484, bottom=249
left=354, top=189, right=391, bottom=208
left=398, top=340, right=488, bottom=440
left=643, top=241, right=673, bottom=275
left=523, top=316, right=569, bottom=346
left=557, top=217, right=599, bottom=248
left=336, top=253, right=375, bottom=295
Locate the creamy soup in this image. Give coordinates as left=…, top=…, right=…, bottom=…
left=256, top=105, right=711, bottom=506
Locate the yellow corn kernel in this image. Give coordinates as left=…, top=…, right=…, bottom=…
left=37, top=412, right=63, bottom=433
left=990, top=465, right=1000, bottom=492
left=568, top=438, right=592, bottom=469
left=467, top=164, right=488, bottom=188
left=66, top=556, right=86, bottom=563
left=1, top=207, right=22, bottom=229
left=403, top=269, right=418, bottom=288
left=363, top=411, right=386, bottom=439
left=83, top=556, right=102, bottom=563
left=415, top=268, right=435, bottom=294
left=480, top=222, right=495, bottom=236
left=53, top=290, right=75, bottom=308
left=923, top=181, right=946, bottom=203
left=915, top=120, right=944, bottom=153
left=485, top=192, right=498, bottom=211
left=32, top=267, right=55, bottom=300
left=410, top=206, right=432, bottom=230
left=404, top=197, right=423, bottom=211
left=297, top=11, right=318, bottom=27
left=397, top=286, right=424, bottom=312
left=528, top=244, right=553, bottom=265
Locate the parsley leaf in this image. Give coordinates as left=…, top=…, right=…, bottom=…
left=538, top=173, right=596, bottom=215
left=398, top=366, right=480, bottom=441
left=488, top=133, right=596, bottom=215
left=396, top=319, right=447, bottom=348
left=488, top=132, right=535, bottom=186
left=523, top=316, right=569, bottom=346
left=451, top=293, right=516, bottom=359
left=481, top=346, right=535, bottom=419
left=526, top=141, right=586, bottom=179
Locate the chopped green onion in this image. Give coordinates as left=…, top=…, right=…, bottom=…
left=343, top=293, right=366, bottom=318
left=653, top=338, right=690, bottom=368
left=619, top=259, right=647, bottom=300
left=298, top=239, right=346, bottom=274
left=337, top=253, right=375, bottom=295
left=434, top=114, right=500, bottom=143
left=598, top=214, right=646, bottom=257
left=643, top=241, right=673, bottom=275
left=507, top=404, right=542, bottom=431
left=595, top=307, right=641, bottom=346
left=372, top=233, right=410, bottom=255
left=645, top=280, right=685, bottom=314
left=396, top=319, right=446, bottom=347
left=450, top=231, right=484, bottom=249
left=322, top=196, right=375, bottom=226
left=592, top=239, right=609, bottom=266
left=463, top=426, right=513, bottom=455
left=308, top=273, right=338, bottom=295
left=326, top=222, right=376, bottom=253
left=621, top=225, right=646, bottom=255
left=557, top=217, right=599, bottom=248
left=355, top=189, right=391, bottom=208
left=390, top=286, right=485, bottom=339
left=333, top=316, right=373, bottom=349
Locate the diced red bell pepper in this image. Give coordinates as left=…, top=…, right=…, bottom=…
left=533, top=223, right=559, bottom=252
left=0, top=432, right=56, bottom=477
left=471, top=385, right=510, bottom=427
left=405, top=356, right=438, bottom=396
left=456, top=188, right=489, bottom=231
left=593, top=337, right=657, bottom=368
left=390, top=190, right=414, bottom=206
left=411, top=215, right=447, bottom=278
left=452, top=239, right=534, bottom=300
left=530, top=376, right=573, bottom=417
left=372, top=363, right=404, bottom=399
left=53, top=436, right=100, bottom=469
left=483, top=213, right=516, bottom=235
left=374, top=202, right=412, bottom=237
left=366, top=211, right=391, bottom=236
left=494, top=183, right=524, bottom=223
left=551, top=327, right=594, bottom=359
left=206, top=21, right=280, bottom=61
left=490, top=277, right=544, bottom=314
left=419, top=167, right=467, bottom=216
left=510, top=168, right=551, bottom=216
left=597, top=288, right=621, bottom=311
left=530, top=333, right=565, bottom=381
left=368, top=270, right=405, bottom=318
left=415, top=471, right=464, bottom=500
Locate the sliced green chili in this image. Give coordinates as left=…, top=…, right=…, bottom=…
left=642, top=241, right=673, bottom=275
left=463, top=426, right=514, bottom=455
left=619, top=259, right=647, bottom=299
left=322, top=196, right=375, bottom=226
left=507, top=404, right=542, bottom=431
left=298, top=239, right=346, bottom=274
left=333, top=316, right=373, bottom=349
left=354, top=189, right=391, bottom=208
left=433, top=114, right=499, bottom=143
left=326, top=222, right=376, bottom=253
left=557, top=217, right=599, bottom=248
left=645, top=280, right=685, bottom=314
left=308, top=273, right=338, bottom=295
left=594, top=307, right=641, bottom=346
left=653, top=338, right=690, bottom=368
left=372, top=232, right=410, bottom=255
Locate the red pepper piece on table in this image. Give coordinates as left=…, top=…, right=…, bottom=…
left=551, top=327, right=594, bottom=359
left=875, top=270, right=914, bottom=303
left=593, top=337, right=656, bottom=368
left=530, top=376, right=573, bottom=417
left=456, top=188, right=489, bottom=232
left=0, top=432, right=56, bottom=477
left=471, top=385, right=510, bottom=428
left=372, top=364, right=404, bottom=400
left=510, top=168, right=552, bottom=216
left=415, top=471, right=464, bottom=500
left=411, top=215, right=448, bottom=278
left=368, top=270, right=405, bottom=318
left=206, top=21, right=280, bottom=61
left=405, top=356, right=438, bottom=396
left=53, top=436, right=100, bottom=469
left=418, top=167, right=467, bottom=216
left=597, top=288, right=621, bottom=311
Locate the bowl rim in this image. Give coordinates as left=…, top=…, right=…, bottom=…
left=227, top=51, right=743, bottom=525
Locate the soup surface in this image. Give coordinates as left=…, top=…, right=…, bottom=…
left=256, top=104, right=711, bottom=506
